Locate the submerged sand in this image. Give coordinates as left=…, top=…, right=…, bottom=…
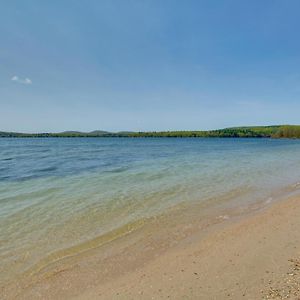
left=2, top=194, right=300, bottom=299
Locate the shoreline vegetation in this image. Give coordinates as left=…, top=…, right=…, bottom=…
left=1, top=125, right=300, bottom=138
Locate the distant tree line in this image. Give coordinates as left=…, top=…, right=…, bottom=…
left=127, top=126, right=300, bottom=138
left=1, top=125, right=300, bottom=138
left=273, top=125, right=300, bottom=138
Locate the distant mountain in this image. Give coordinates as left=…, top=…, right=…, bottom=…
left=1, top=125, right=300, bottom=138
left=88, top=130, right=110, bottom=135
left=0, top=131, right=29, bottom=137
left=60, top=131, right=85, bottom=135
left=51, top=130, right=112, bottom=137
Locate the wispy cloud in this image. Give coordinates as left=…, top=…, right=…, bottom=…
left=11, top=76, right=32, bottom=85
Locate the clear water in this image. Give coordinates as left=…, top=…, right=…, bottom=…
left=1, top=137, right=300, bottom=283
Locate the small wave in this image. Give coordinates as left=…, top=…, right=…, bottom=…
left=36, top=166, right=58, bottom=173
left=24, top=217, right=147, bottom=277
left=105, top=166, right=130, bottom=173
left=15, top=174, right=43, bottom=182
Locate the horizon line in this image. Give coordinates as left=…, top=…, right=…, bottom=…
left=1, top=124, right=297, bottom=134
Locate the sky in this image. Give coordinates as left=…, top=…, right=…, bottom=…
left=1, top=0, right=300, bottom=132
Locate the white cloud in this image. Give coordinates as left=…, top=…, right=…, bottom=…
left=11, top=75, right=32, bottom=85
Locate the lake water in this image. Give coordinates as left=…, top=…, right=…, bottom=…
left=1, top=137, right=300, bottom=284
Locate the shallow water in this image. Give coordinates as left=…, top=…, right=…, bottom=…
left=1, top=137, right=300, bottom=284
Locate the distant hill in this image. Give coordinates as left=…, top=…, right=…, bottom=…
left=1, top=125, right=300, bottom=138
left=88, top=130, right=110, bottom=135
left=56, top=130, right=111, bottom=137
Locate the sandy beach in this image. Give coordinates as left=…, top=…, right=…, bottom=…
left=2, top=192, right=300, bottom=300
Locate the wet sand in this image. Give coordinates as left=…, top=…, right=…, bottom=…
left=3, top=194, right=300, bottom=299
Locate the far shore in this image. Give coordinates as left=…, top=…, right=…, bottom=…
left=1, top=124, right=300, bottom=138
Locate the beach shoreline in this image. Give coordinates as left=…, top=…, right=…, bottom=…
left=2, top=190, right=300, bottom=299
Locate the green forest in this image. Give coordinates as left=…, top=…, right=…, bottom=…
left=1, top=125, right=300, bottom=138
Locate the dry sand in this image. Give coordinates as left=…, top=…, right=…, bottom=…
left=3, top=194, right=300, bottom=299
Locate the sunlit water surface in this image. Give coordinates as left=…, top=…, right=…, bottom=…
left=1, top=137, right=300, bottom=283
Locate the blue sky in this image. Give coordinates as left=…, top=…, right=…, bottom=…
left=1, top=0, right=300, bottom=132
